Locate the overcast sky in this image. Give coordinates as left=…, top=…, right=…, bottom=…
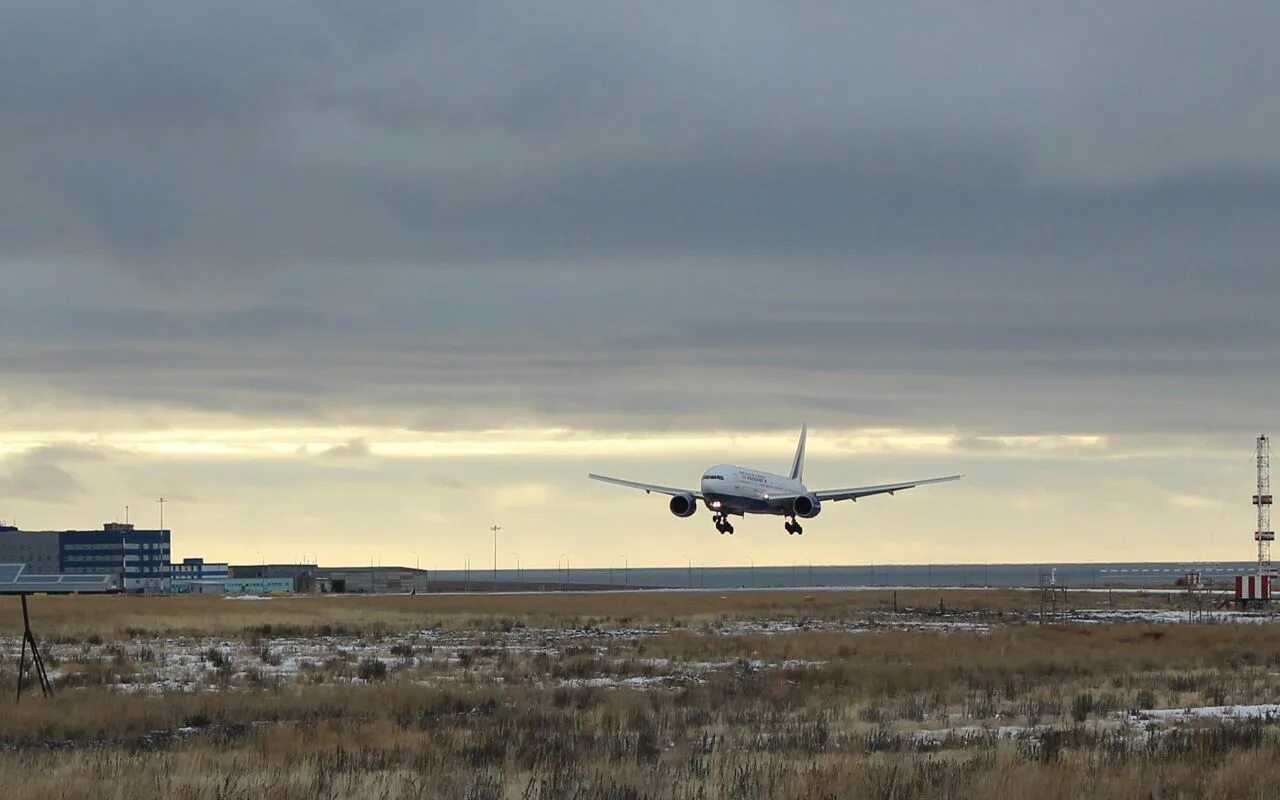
left=1, top=2, right=1278, bottom=568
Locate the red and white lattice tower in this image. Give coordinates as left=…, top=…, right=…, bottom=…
left=1254, top=435, right=1275, bottom=577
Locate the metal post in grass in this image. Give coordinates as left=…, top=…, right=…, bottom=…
left=490, top=525, right=501, bottom=592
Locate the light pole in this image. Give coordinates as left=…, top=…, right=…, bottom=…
left=560, top=554, right=569, bottom=591
left=620, top=554, right=628, bottom=588
left=511, top=554, right=520, bottom=585
left=157, top=497, right=167, bottom=531
left=490, top=525, right=501, bottom=592
left=411, top=551, right=419, bottom=593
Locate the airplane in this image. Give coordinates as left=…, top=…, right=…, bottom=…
left=588, top=425, right=961, bottom=535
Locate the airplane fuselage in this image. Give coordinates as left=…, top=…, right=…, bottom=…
left=700, top=464, right=807, bottom=516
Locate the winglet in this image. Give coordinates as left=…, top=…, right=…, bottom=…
left=789, top=424, right=807, bottom=482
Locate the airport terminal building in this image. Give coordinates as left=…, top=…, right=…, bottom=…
left=0, top=523, right=172, bottom=592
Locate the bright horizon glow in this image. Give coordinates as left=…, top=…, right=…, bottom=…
left=0, top=426, right=1113, bottom=460
left=0, top=423, right=1261, bottom=571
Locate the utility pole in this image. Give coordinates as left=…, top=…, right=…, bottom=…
left=490, top=525, right=501, bottom=592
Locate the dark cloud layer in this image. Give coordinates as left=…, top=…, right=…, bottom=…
left=2, top=2, right=1279, bottom=439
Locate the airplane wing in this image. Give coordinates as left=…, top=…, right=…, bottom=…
left=811, top=474, right=962, bottom=503
left=588, top=473, right=703, bottom=498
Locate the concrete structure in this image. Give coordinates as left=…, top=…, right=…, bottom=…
left=224, top=577, right=294, bottom=595
left=316, top=566, right=429, bottom=594
left=0, top=523, right=171, bottom=592
left=230, top=564, right=317, bottom=593
left=185, top=580, right=227, bottom=595
left=0, top=531, right=60, bottom=575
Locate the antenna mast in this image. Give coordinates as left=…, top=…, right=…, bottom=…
left=1255, top=435, right=1274, bottom=577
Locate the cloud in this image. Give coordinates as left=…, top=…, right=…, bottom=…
left=0, top=2, right=1276, bottom=490
left=318, top=438, right=373, bottom=459
left=492, top=483, right=555, bottom=510
left=0, top=2, right=1276, bottom=272
left=1166, top=494, right=1225, bottom=511
left=0, top=453, right=86, bottom=501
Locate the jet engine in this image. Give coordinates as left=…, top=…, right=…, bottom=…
left=791, top=494, right=822, bottom=519
left=668, top=493, right=698, bottom=518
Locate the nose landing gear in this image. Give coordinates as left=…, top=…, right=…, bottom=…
left=714, top=514, right=735, bottom=535
left=784, top=518, right=803, bottom=535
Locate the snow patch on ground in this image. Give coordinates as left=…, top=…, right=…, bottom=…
left=1128, top=704, right=1280, bottom=722
left=1074, top=609, right=1277, bottom=624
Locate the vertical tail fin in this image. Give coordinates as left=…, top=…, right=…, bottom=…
left=789, top=424, right=807, bottom=482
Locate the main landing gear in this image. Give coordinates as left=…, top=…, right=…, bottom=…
left=714, top=514, right=735, bottom=535
left=784, top=517, right=804, bottom=536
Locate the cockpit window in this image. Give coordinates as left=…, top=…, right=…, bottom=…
left=703, top=474, right=725, bottom=480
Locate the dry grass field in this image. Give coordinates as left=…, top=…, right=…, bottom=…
left=0, top=587, right=1182, bottom=637
left=1, top=589, right=1276, bottom=799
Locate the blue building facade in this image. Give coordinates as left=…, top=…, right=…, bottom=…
left=171, top=557, right=230, bottom=592
left=59, top=523, right=171, bottom=592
